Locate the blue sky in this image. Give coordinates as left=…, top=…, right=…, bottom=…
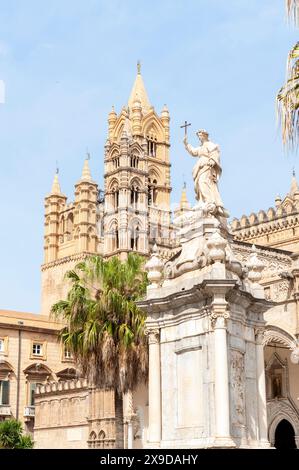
left=0, top=0, right=298, bottom=313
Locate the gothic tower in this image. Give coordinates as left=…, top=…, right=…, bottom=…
left=41, top=158, right=102, bottom=314
left=103, top=64, right=172, bottom=260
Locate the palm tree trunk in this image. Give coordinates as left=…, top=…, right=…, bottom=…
left=114, top=392, right=124, bottom=449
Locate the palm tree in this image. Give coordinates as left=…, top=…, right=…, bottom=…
left=0, top=419, right=34, bottom=449
left=51, top=253, right=148, bottom=395
left=277, top=1, right=299, bottom=149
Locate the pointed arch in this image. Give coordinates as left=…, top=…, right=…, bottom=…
left=108, top=219, right=119, bottom=251
left=142, top=112, right=165, bottom=141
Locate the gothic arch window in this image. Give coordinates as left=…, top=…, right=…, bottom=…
left=130, top=154, right=139, bottom=168
left=59, top=216, right=65, bottom=243
left=111, top=222, right=119, bottom=251
left=147, top=135, right=157, bottom=157
left=130, top=181, right=140, bottom=208
left=89, top=431, right=97, bottom=449
left=112, top=187, right=119, bottom=210
left=87, top=226, right=94, bottom=252
left=148, top=177, right=158, bottom=205
left=87, top=204, right=94, bottom=223
left=130, top=222, right=140, bottom=251
left=111, top=150, right=120, bottom=169
left=66, top=213, right=73, bottom=241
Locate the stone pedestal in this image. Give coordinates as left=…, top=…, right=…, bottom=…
left=141, top=214, right=271, bottom=448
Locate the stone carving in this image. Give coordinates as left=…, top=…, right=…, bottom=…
left=272, top=281, right=290, bottom=302
left=246, top=245, right=265, bottom=284
left=232, top=243, right=291, bottom=282
left=144, top=244, right=164, bottom=288
left=230, top=350, right=245, bottom=427
left=183, top=129, right=229, bottom=219
left=145, top=328, right=160, bottom=345
left=290, top=346, right=299, bottom=364
left=206, top=229, right=227, bottom=263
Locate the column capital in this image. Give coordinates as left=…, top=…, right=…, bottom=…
left=210, top=307, right=230, bottom=329
left=145, top=328, right=160, bottom=344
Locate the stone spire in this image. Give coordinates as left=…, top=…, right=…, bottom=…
left=128, top=62, right=151, bottom=113
left=179, top=182, right=190, bottom=211
left=290, top=169, right=299, bottom=196
left=81, top=154, right=92, bottom=181
left=51, top=170, right=62, bottom=195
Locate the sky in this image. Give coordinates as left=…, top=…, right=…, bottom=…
left=0, top=0, right=298, bottom=313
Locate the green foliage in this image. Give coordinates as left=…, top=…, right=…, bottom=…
left=51, top=253, right=149, bottom=394
left=0, top=419, right=34, bottom=449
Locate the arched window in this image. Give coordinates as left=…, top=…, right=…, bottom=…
left=111, top=186, right=119, bottom=210
left=59, top=216, right=65, bottom=242
left=147, top=136, right=157, bottom=157
left=131, top=185, right=139, bottom=208
left=66, top=213, right=73, bottom=241
left=111, top=223, right=119, bottom=251
left=87, top=227, right=94, bottom=252
left=130, top=223, right=140, bottom=251
left=113, top=156, right=119, bottom=168
left=130, top=154, right=139, bottom=168
left=148, top=178, right=157, bottom=206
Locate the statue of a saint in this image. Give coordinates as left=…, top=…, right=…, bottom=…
left=183, top=129, right=228, bottom=218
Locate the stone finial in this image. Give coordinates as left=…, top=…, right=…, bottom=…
left=50, top=171, right=62, bottom=195
left=247, top=245, right=265, bottom=283
left=206, top=228, right=227, bottom=263
left=81, top=157, right=92, bottom=181
left=144, top=244, right=164, bottom=288
left=290, top=168, right=299, bottom=196
left=275, top=194, right=282, bottom=207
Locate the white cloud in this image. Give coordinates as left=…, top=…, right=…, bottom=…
left=0, top=80, right=5, bottom=104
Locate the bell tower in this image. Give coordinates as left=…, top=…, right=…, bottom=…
left=103, top=64, right=172, bottom=259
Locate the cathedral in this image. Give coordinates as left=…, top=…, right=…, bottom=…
left=0, top=67, right=299, bottom=449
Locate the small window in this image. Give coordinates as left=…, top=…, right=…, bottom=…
left=29, top=382, right=42, bottom=406
left=0, top=339, right=4, bottom=352
left=64, top=347, right=73, bottom=360
left=32, top=343, right=43, bottom=356
left=0, top=380, right=9, bottom=405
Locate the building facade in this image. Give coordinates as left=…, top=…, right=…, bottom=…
left=1, top=67, right=299, bottom=448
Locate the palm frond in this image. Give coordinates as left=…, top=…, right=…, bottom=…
left=277, top=41, right=299, bottom=150
left=286, top=0, right=299, bottom=25
left=51, top=253, right=149, bottom=393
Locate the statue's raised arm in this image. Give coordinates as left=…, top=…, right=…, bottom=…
left=183, top=129, right=228, bottom=219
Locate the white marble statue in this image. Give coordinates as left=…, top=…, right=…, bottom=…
left=183, top=129, right=228, bottom=218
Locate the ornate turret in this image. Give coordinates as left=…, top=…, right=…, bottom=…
left=74, top=156, right=98, bottom=253
left=108, top=106, right=117, bottom=140
left=103, top=64, right=172, bottom=259
left=174, top=183, right=191, bottom=219
left=44, top=170, right=67, bottom=263
left=160, top=104, right=170, bottom=142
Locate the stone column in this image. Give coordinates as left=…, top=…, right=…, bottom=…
left=146, top=329, right=161, bottom=447
left=255, top=330, right=270, bottom=447
left=213, top=314, right=235, bottom=446
left=208, top=283, right=235, bottom=448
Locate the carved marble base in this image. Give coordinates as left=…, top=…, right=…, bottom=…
left=210, top=436, right=237, bottom=448
left=145, top=441, right=161, bottom=449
